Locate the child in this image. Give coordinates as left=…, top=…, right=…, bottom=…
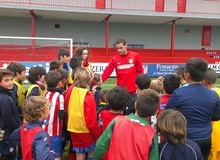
left=9, top=96, right=55, bottom=160
left=74, top=47, right=91, bottom=70
left=58, top=48, right=70, bottom=72
left=26, top=66, right=46, bottom=98
left=63, top=56, right=83, bottom=160
left=96, top=89, right=110, bottom=113
left=157, top=109, right=203, bottom=160
left=150, top=79, right=163, bottom=95
left=99, top=86, right=129, bottom=160
left=96, top=90, right=109, bottom=138
left=69, top=55, right=83, bottom=85
left=56, top=69, right=72, bottom=159
left=0, top=69, right=22, bottom=160
left=157, top=76, right=164, bottom=83
left=91, top=73, right=102, bottom=108
left=202, top=68, right=220, bottom=160
left=126, top=74, right=151, bottom=115
left=49, top=60, right=63, bottom=71
left=93, top=89, right=160, bottom=160
left=151, top=74, right=180, bottom=141
left=203, top=68, right=220, bottom=95
left=44, top=70, right=66, bottom=160
left=100, top=86, right=129, bottom=131
left=7, top=62, right=26, bottom=160
left=160, top=74, right=180, bottom=111
left=64, top=66, right=101, bottom=160
left=7, top=62, right=26, bottom=121
left=175, top=66, right=189, bottom=87
left=57, top=69, right=70, bottom=90
left=166, top=58, right=220, bottom=160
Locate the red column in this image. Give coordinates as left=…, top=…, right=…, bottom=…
left=170, top=20, right=176, bottom=63
left=96, top=0, right=105, bottom=9
left=177, top=0, right=186, bottom=13
left=202, top=26, right=212, bottom=46
left=29, top=10, right=35, bottom=38
left=155, top=0, right=164, bottom=12
left=104, top=14, right=112, bottom=57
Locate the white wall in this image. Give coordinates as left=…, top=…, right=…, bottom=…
left=0, top=16, right=219, bottom=49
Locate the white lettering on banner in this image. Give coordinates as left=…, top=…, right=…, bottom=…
left=156, top=64, right=179, bottom=70
left=208, top=64, right=220, bottom=70
left=91, top=63, right=116, bottom=76
left=91, top=65, right=105, bottom=73
left=117, top=64, right=134, bottom=70
left=208, top=64, right=220, bottom=73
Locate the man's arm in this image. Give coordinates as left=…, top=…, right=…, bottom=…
left=101, top=59, right=115, bottom=83
left=93, top=118, right=117, bottom=160
left=135, top=53, right=143, bottom=74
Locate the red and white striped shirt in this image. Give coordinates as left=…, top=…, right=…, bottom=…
left=44, top=91, right=64, bottom=136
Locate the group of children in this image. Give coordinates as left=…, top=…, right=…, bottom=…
left=0, top=53, right=219, bottom=160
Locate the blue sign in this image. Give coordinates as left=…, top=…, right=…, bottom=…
left=143, top=64, right=185, bottom=77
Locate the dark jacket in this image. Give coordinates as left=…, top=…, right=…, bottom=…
left=159, top=140, right=204, bottom=160
left=0, top=86, right=21, bottom=139
left=166, top=84, right=220, bottom=141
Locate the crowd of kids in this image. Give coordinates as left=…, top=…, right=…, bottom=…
left=1, top=42, right=220, bottom=160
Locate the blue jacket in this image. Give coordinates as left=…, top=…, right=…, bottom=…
left=10, top=120, right=55, bottom=160
left=159, top=140, right=204, bottom=160
left=166, top=84, right=220, bottom=141
left=0, top=86, right=21, bottom=139
left=63, top=63, right=69, bottom=72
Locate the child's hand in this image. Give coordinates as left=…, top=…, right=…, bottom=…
left=91, top=85, right=97, bottom=95
left=50, top=150, right=55, bottom=154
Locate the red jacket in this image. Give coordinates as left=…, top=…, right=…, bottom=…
left=102, top=51, right=143, bottom=93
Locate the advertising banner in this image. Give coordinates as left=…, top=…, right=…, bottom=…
left=143, top=64, right=185, bottom=77
left=5, top=61, right=220, bottom=77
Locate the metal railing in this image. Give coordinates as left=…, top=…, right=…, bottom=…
left=0, top=0, right=220, bottom=14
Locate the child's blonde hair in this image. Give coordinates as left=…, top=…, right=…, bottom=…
left=149, top=79, right=163, bottom=94
left=74, top=66, right=93, bottom=89
left=22, top=96, right=50, bottom=123
left=157, top=76, right=164, bottom=83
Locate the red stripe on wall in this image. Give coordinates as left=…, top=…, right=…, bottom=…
left=177, top=0, right=186, bottom=13
left=202, top=26, right=212, bottom=46
left=96, top=0, right=105, bottom=9
left=155, top=0, right=164, bottom=12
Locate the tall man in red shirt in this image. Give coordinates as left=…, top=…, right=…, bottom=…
left=102, top=38, right=143, bottom=95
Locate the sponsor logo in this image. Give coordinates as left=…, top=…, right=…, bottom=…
left=117, top=64, right=134, bottom=69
